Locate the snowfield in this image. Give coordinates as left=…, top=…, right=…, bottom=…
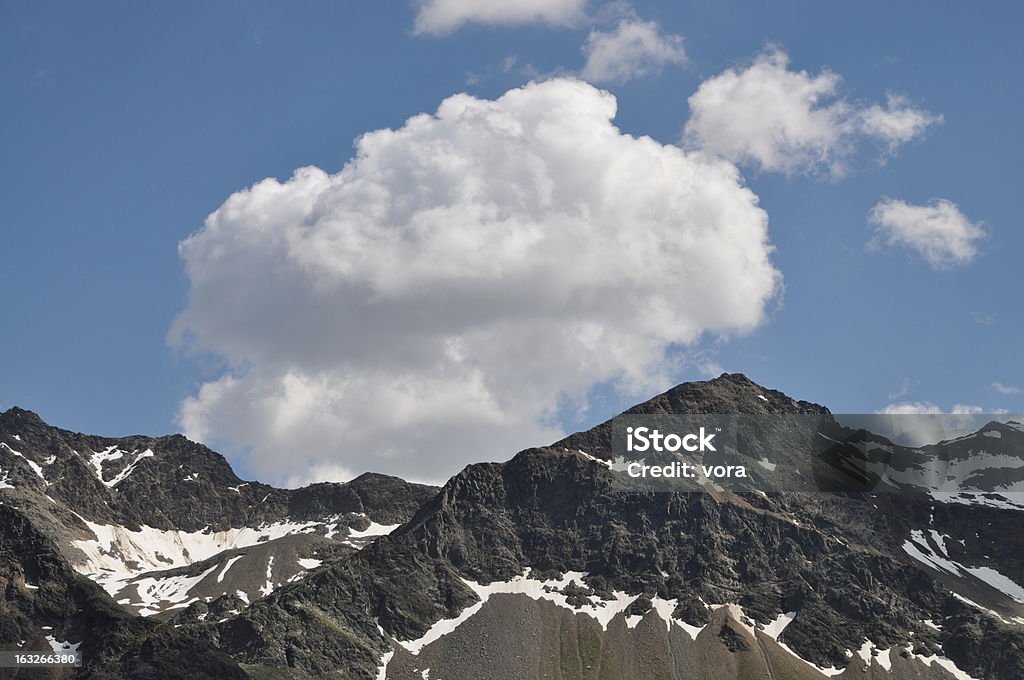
left=71, top=516, right=324, bottom=595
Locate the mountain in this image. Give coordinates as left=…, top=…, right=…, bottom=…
left=0, top=501, right=247, bottom=680
left=0, top=407, right=436, bottom=678
left=180, top=375, right=1024, bottom=680
left=4, top=374, right=1024, bottom=680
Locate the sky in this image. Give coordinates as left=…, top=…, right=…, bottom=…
left=2, top=0, right=1021, bottom=485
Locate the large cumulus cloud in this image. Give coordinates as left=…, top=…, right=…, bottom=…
left=172, top=79, right=780, bottom=485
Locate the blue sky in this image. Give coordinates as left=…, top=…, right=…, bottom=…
left=2, top=1, right=1021, bottom=484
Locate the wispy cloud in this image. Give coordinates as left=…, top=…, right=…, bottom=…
left=972, top=312, right=995, bottom=326
left=993, top=382, right=1022, bottom=395
left=888, top=377, right=913, bottom=401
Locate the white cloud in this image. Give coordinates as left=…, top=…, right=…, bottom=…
left=580, top=18, right=686, bottom=84
left=876, top=402, right=986, bottom=446
left=879, top=402, right=982, bottom=416
left=859, top=92, right=943, bottom=154
left=683, top=47, right=941, bottom=176
left=413, top=0, right=585, bottom=36
left=993, top=382, right=1022, bottom=395
left=172, top=79, right=781, bottom=486
left=868, top=198, right=985, bottom=268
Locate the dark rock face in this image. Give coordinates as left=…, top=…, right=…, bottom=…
left=717, top=621, right=751, bottom=652
left=0, top=407, right=436, bottom=536
left=288, top=473, right=436, bottom=525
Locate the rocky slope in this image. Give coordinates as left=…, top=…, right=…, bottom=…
left=0, top=406, right=435, bottom=677
left=0, top=502, right=247, bottom=680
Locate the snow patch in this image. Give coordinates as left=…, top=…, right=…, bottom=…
left=376, top=650, right=394, bottom=680
left=882, top=451, right=1024, bottom=493
left=576, top=449, right=612, bottom=468
left=757, top=457, right=777, bottom=472
left=349, top=521, right=400, bottom=539
left=297, top=558, right=322, bottom=570
left=105, top=449, right=154, bottom=488
left=71, top=517, right=324, bottom=595
left=903, top=530, right=1024, bottom=602
left=45, top=636, right=81, bottom=654
left=904, top=644, right=982, bottom=680
left=259, top=556, right=275, bottom=597
left=131, top=565, right=219, bottom=616
left=343, top=520, right=400, bottom=547
left=855, top=640, right=893, bottom=671
left=932, top=491, right=1024, bottom=512
left=398, top=570, right=638, bottom=655
left=1, top=442, right=46, bottom=482
left=216, top=555, right=244, bottom=583
left=650, top=597, right=677, bottom=632
left=734, top=608, right=845, bottom=677
left=966, top=566, right=1024, bottom=603
left=762, top=611, right=795, bottom=639
left=86, top=446, right=124, bottom=479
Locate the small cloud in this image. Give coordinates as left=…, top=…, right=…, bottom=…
left=465, top=54, right=542, bottom=87
left=695, top=357, right=724, bottom=378
left=971, top=312, right=995, bottom=326
left=993, top=382, right=1022, bottom=395
left=868, top=198, right=986, bottom=269
left=888, top=377, right=913, bottom=401
left=858, top=92, right=943, bottom=156
left=33, top=67, right=56, bottom=89
left=412, top=0, right=586, bottom=36
left=580, top=18, right=687, bottom=85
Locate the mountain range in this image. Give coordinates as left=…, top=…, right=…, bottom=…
left=2, top=374, right=1023, bottom=679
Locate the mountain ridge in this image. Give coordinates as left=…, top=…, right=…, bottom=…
left=4, top=374, right=1024, bottom=679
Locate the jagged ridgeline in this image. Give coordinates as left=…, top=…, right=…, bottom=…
left=3, top=374, right=1024, bottom=679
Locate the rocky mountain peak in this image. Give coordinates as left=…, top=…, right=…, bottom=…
left=552, top=372, right=829, bottom=459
